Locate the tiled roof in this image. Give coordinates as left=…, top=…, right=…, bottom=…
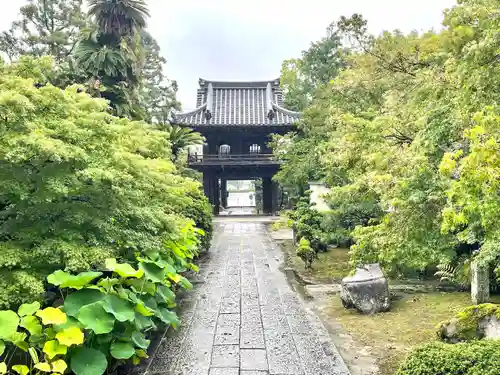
left=172, top=78, right=301, bottom=127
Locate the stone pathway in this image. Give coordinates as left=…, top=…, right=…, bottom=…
left=142, top=221, right=350, bottom=375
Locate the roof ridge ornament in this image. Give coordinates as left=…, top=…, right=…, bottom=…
left=204, top=82, right=213, bottom=120
left=266, top=82, right=276, bottom=120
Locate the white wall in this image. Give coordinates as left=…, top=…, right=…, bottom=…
left=309, top=182, right=331, bottom=212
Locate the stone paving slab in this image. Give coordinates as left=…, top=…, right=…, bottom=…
left=142, top=222, right=350, bottom=375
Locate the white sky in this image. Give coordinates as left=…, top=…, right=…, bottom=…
left=0, top=0, right=457, bottom=110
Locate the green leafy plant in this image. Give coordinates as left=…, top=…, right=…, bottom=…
left=397, top=340, right=500, bottom=375
left=0, top=248, right=197, bottom=375
left=296, top=238, right=317, bottom=269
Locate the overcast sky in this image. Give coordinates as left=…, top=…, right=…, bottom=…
left=1, top=0, right=456, bottom=110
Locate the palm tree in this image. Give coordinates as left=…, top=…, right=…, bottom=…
left=164, top=125, right=205, bottom=161
left=74, top=1, right=150, bottom=118
left=87, top=0, right=150, bottom=38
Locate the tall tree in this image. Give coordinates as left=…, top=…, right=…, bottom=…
left=141, top=31, right=180, bottom=124
left=0, top=0, right=87, bottom=62
left=280, top=23, right=347, bottom=111
left=75, top=0, right=151, bottom=118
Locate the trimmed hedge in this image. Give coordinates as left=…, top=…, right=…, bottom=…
left=397, top=340, right=500, bottom=375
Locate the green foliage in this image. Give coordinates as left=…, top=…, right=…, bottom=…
left=435, top=255, right=472, bottom=290
left=296, top=238, right=317, bottom=269
left=436, top=303, right=500, bottom=342
left=163, top=124, right=205, bottom=161
left=397, top=340, right=500, bottom=375
left=288, top=193, right=328, bottom=252
left=0, top=58, right=211, bottom=309
left=0, top=0, right=87, bottom=62
left=278, top=0, right=500, bottom=279
left=0, top=250, right=198, bottom=374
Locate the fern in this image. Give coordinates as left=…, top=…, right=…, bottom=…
left=435, top=255, right=471, bottom=290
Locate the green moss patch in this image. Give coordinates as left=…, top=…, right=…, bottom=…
left=437, top=303, right=500, bottom=342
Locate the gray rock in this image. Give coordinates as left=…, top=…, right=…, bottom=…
left=340, top=263, right=390, bottom=314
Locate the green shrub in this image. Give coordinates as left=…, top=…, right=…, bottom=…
left=397, top=341, right=500, bottom=375
left=0, top=226, right=199, bottom=375
left=296, top=238, right=317, bottom=269
left=289, top=193, right=328, bottom=252
left=0, top=57, right=212, bottom=308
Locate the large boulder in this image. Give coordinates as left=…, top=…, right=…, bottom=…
left=340, top=263, right=390, bottom=314
left=437, top=303, right=500, bottom=343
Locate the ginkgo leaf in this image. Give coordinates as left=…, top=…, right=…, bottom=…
left=36, top=308, right=67, bottom=325
left=0, top=362, right=6, bottom=375
left=56, top=327, right=84, bottom=346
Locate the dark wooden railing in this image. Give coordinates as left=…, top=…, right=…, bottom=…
left=187, top=153, right=278, bottom=165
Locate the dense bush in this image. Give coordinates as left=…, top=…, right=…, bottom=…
left=0, top=234, right=199, bottom=374
left=275, top=0, right=500, bottom=278
left=0, top=57, right=212, bottom=309
left=288, top=193, right=328, bottom=252
left=397, top=341, right=500, bottom=375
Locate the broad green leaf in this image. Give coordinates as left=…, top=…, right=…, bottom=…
left=35, top=362, right=52, bottom=372
left=135, top=349, right=149, bottom=358
left=43, top=340, right=67, bottom=359
left=64, top=289, right=105, bottom=317
left=51, top=359, right=67, bottom=373
left=110, top=341, right=135, bottom=359
left=76, top=303, right=115, bottom=334
left=156, top=285, right=176, bottom=305
left=53, top=316, right=82, bottom=332
left=101, top=294, right=135, bottom=322
left=105, top=259, right=144, bottom=278
left=70, top=348, right=107, bottom=375
left=48, top=270, right=103, bottom=289
left=12, top=365, right=29, bottom=375
left=178, top=276, right=193, bottom=290
left=0, top=341, right=4, bottom=356
left=131, top=331, right=150, bottom=350
left=98, top=278, right=120, bottom=289
left=189, top=263, right=199, bottom=273
left=0, top=310, right=19, bottom=339
left=139, top=262, right=166, bottom=283
left=126, top=278, right=156, bottom=295
left=20, top=316, right=42, bottom=335
left=131, top=355, right=141, bottom=365
left=156, top=307, right=180, bottom=328
left=168, top=273, right=181, bottom=283
left=18, top=302, right=41, bottom=317
left=135, top=301, right=154, bottom=317
left=134, top=313, right=153, bottom=331
left=0, top=363, right=6, bottom=375
left=9, top=332, right=28, bottom=352
left=36, top=308, right=67, bottom=325
left=56, top=327, right=84, bottom=346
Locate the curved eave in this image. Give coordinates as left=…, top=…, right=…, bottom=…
left=171, top=103, right=207, bottom=124
left=272, top=102, right=301, bottom=119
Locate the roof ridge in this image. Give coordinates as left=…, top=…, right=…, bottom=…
left=198, top=78, right=280, bottom=89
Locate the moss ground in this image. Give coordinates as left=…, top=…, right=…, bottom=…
left=279, top=239, right=351, bottom=283
left=275, top=236, right=500, bottom=374
left=327, top=292, right=500, bottom=374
